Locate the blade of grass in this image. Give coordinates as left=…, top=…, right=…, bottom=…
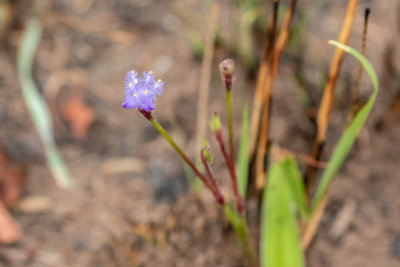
left=260, top=150, right=304, bottom=267
left=282, top=157, right=307, bottom=220
left=238, top=104, right=249, bottom=197
left=302, top=40, right=379, bottom=250
left=18, top=16, right=72, bottom=188
left=311, top=40, right=378, bottom=212
left=305, top=0, right=359, bottom=196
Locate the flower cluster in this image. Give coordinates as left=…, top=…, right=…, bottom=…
left=122, top=70, right=164, bottom=111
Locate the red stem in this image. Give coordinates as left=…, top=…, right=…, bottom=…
left=200, top=149, right=225, bottom=204
left=215, top=130, right=243, bottom=213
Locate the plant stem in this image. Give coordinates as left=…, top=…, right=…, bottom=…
left=223, top=205, right=258, bottom=267
left=215, top=130, right=243, bottom=213
left=226, top=89, right=235, bottom=165
left=200, top=148, right=224, bottom=202
left=143, top=111, right=224, bottom=204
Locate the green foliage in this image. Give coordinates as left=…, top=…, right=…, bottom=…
left=281, top=157, right=307, bottom=220
left=260, top=154, right=304, bottom=267
left=18, top=17, right=72, bottom=188
left=237, top=104, right=249, bottom=197
left=311, top=40, right=379, bottom=212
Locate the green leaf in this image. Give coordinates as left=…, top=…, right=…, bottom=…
left=18, top=17, right=72, bottom=188
left=282, top=157, right=308, bottom=220
left=260, top=155, right=304, bottom=267
left=238, top=103, right=249, bottom=197
left=310, top=40, right=379, bottom=212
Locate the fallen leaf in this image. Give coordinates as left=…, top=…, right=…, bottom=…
left=0, top=202, right=21, bottom=244
left=62, top=94, right=95, bottom=138
left=0, top=148, right=27, bottom=207
left=0, top=147, right=26, bottom=244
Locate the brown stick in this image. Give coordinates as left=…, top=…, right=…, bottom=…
left=305, top=0, right=359, bottom=197
left=255, top=0, right=298, bottom=190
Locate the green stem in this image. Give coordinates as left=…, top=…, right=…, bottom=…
left=223, top=205, right=258, bottom=267
left=226, top=90, right=235, bottom=165
left=148, top=116, right=224, bottom=204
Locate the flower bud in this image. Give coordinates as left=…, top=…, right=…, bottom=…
left=210, top=113, right=221, bottom=131
left=219, top=58, right=234, bottom=91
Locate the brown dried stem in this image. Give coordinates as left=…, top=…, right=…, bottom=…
left=249, top=0, right=279, bottom=159
left=305, top=0, right=359, bottom=198
left=301, top=188, right=329, bottom=250
left=255, top=0, right=298, bottom=190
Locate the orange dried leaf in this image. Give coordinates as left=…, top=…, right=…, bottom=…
left=62, top=95, right=95, bottom=138
left=0, top=202, right=21, bottom=244
left=0, top=149, right=27, bottom=207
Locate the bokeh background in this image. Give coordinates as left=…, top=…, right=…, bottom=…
left=0, top=0, right=399, bottom=266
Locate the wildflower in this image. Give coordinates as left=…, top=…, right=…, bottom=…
left=122, top=70, right=164, bottom=111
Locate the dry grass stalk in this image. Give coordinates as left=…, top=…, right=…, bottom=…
left=255, top=0, right=298, bottom=190
left=301, top=189, right=329, bottom=250
left=248, top=0, right=279, bottom=159
left=305, top=0, right=359, bottom=196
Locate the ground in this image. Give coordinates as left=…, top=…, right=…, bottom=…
left=0, top=0, right=400, bottom=266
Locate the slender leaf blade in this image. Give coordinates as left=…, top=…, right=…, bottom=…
left=18, top=17, right=72, bottom=188
left=311, top=41, right=379, bottom=212
left=283, top=157, right=307, bottom=219
left=260, top=155, right=304, bottom=267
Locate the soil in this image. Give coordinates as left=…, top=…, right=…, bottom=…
left=0, top=0, right=400, bottom=266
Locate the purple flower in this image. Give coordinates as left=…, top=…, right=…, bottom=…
left=122, top=70, right=164, bottom=111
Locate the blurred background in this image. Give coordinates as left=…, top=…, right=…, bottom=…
left=0, top=0, right=399, bottom=266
